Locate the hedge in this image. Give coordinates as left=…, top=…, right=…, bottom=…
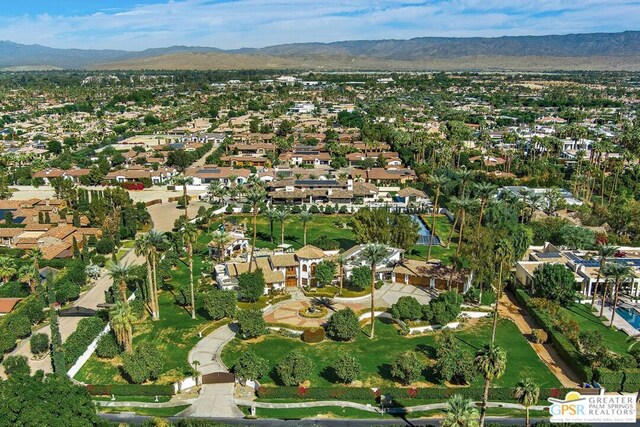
left=86, top=384, right=174, bottom=396
left=513, top=289, right=592, bottom=382
left=0, top=295, right=46, bottom=359
left=594, top=368, right=625, bottom=392
left=622, top=369, right=640, bottom=392
left=257, top=386, right=572, bottom=402
left=62, top=316, right=106, bottom=368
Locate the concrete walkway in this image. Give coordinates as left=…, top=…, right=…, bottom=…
left=183, top=323, right=244, bottom=418
left=498, top=291, right=581, bottom=387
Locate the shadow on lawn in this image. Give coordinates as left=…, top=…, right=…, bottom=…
left=566, top=304, right=606, bottom=327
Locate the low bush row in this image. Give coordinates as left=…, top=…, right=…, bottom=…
left=594, top=368, right=640, bottom=392
left=257, top=386, right=572, bottom=402
left=86, top=384, right=174, bottom=396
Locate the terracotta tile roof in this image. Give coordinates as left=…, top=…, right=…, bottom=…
left=42, top=224, right=76, bottom=240
left=0, top=298, right=23, bottom=314
left=270, top=254, right=298, bottom=267
left=0, top=228, right=24, bottom=238
left=295, top=245, right=325, bottom=259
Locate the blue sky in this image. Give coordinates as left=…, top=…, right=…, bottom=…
left=0, top=1, right=638, bottom=50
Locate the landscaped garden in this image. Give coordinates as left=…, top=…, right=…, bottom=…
left=222, top=317, right=561, bottom=389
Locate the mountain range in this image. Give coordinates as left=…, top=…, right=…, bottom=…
left=1, top=31, right=640, bottom=71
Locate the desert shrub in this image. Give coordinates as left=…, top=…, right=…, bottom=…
left=532, top=329, right=548, bottom=344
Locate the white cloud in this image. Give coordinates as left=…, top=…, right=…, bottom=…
left=0, top=0, right=637, bottom=50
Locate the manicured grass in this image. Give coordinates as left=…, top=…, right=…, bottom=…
left=98, top=405, right=189, bottom=417
left=222, top=318, right=560, bottom=389
left=76, top=245, right=226, bottom=385
left=221, top=214, right=356, bottom=250
left=241, top=405, right=549, bottom=420
left=92, top=396, right=172, bottom=403
left=564, top=303, right=634, bottom=355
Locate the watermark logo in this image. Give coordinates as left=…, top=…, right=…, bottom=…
left=549, top=391, right=637, bottom=423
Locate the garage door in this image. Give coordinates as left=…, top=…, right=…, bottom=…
left=201, top=372, right=235, bottom=384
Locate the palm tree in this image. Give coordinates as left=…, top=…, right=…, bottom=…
left=134, top=235, right=156, bottom=318
left=265, top=208, right=278, bottom=244
left=603, top=263, right=633, bottom=327
left=110, top=301, right=135, bottom=353
left=182, top=222, right=199, bottom=319
left=427, top=173, right=448, bottom=261
left=336, top=254, right=347, bottom=296
left=590, top=244, right=618, bottom=308
left=244, top=187, right=266, bottom=272
left=451, top=197, right=476, bottom=256
left=0, top=256, right=17, bottom=284
left=362, top=243, right=388, bottom=339
left=299, top=211, right=313, bottom=246
left=147, top=229, right=167, bottom=319
left=441, top=394, right=479, bottom=427
left=210, top=230, right=228, bottom=262
left=18, top=264, right=37, bottom=294
left=474, top=182, right=496, bottom=226
left=107, top=261, right=133, bottom=304
left=28, top=247, right=43, bottom=279
left=475, top=344, right=507, bottom=427
left=491, top=239, right=513, bottom=344
left=457, top=169, right=474, bottom=197
left=275, top=209, right=289, bottom=245
left=173, top=176, right=193, bottom=219
left=514, top=378, right=540, bottom=427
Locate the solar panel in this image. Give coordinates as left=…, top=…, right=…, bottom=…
left=200, top=168, right=221, bottom=173
left=295, top=180, right=339, bottom=186
left=578, top=260, right=601, bottom=268
left=537, top=252, right=562, bottom=259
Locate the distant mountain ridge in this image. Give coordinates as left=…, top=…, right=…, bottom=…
left=1, top=31, right=639, bottom=70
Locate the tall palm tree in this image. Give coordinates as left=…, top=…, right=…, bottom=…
left=590, top=244, right=618, bottom=308
left=28, top=247, right=43, bottom=281
left=475, top=344, right=507, bottom=427
left=514, top=378, right=540, bottom=427
left=110, top=301, right=135, bottom=353
left=362, top=243, right=388, bottom=339
left=427, top=173, right=448, bottom=261
left=147, top=229, right=167, bottom=319
left=182, top=222, right=199, bottom=319
left=134, top=235, right=156, bottom=318
left=299, top=210, right=313, bottom=246
left=18, top=264, right=37, bottom=294
left=173, top=176, right=193, bottom=219
left=275, top=209, right=289, bottom=245
left=603, top=263, right=633, bottom=327
left=336, top=254, right=347, bottom=296
left=0, top=256, right=17, bottom=284
left=107, top=261, right=133, bottom=304
left=451, top=197, right=476, bottom=256
left=491, top=239, right=513, bottom=344
left=265, top=208, right=278, bottom=244
left=474, top=182, right=496, bottom=226
left=441, top=394, right=479, bottom=427
left=245, top=187, right=266, bottom=272
left=457, top=169, right=474, bottom=197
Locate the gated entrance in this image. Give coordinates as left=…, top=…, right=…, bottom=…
left=201, top=372, right=235, bottom=384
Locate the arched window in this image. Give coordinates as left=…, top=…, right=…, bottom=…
left=302, top=264, right=308, bottom=272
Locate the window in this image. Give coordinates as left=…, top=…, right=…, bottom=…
left=302, top=264, right=308, bottom=272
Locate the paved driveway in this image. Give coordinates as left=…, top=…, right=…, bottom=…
left=375, top=282, right=436, bottom=306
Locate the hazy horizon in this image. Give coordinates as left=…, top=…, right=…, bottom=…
left=0, top=1, right=638, bottom=51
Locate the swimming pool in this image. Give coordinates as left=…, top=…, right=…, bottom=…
left=411, top=215, right=441, bottom=246
left=616, top=306, right=640, bottom=330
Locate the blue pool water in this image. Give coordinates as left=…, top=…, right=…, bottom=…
left=616, top=306, right=640, bottom=330
left=411, top=215, right=441, bottom=246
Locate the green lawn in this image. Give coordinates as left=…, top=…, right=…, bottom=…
left=564, top=303, right=634, bottom=355
left=222, top=318, right=560, bottom=389
left=241, top=405, right=549, bottom=420
left=98, top=405, right=189, bottom=417
left=219, top=214, right=456, bottom=263
left=76, top=243, right=227, bottom=385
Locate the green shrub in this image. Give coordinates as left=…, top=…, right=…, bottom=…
left=237, top=309, right=265, bottom=339
left=301, top=327, right=325, bottom=343
left=276, top=351, right=314, bottom=386
left=594, top=368, right=624, bottom=392
left=86, top=384, right=173, bottom=396
left=622, top=369, right=640, bottom=392
left=96, top=333, right=120, bottom=359
left=333, top=354, right=361, bottom=384
left=391, top=296, right=423, bottom=321
left=233, top=350, right=269, bottom=381
left=95, top=238, right=116, bottom=254
left=7, top=315, right=32, bottom=339
left=2, top=355, right=30, bottom=377
left=390, top=351, right=423, bottom=385
left=202, top=289, right=237, bottom=320
left=122, top=342, right=164, bottom=384
left=325, top=308, right=359, bottom=341
left=62, top=316, right=106, bottom=367
left=30, top=333, right=49, bottom=357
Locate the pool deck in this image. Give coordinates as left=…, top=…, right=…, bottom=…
left=595, top=301, right=640, bottom=338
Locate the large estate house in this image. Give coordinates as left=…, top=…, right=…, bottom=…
left=515, top=243, right=640, bottom=297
